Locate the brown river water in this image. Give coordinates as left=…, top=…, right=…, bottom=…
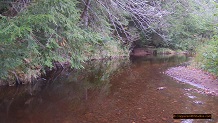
left=0, top=55, right=218, bottom=123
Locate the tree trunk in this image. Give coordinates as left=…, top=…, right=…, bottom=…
left=81, top=0, right=91, bottom=27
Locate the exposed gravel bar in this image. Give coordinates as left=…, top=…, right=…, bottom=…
left=165, top=66, right=218, bottom=96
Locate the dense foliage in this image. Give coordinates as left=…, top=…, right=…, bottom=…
left=195, top=36, right=218, bottom=76
left=1, top=0, right=218, bottom=84
left=159, top=0, right=217, bottom=50
left=0, top=0, right=129, bottom=83
left=191, top=1, right=218, bottom=76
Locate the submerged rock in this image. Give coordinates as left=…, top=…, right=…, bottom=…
left=193, top=100, right=204, bottom=105
left=157, top=87, right=166, bottom=90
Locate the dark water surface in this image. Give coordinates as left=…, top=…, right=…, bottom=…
left=0, top=55, right=218, bottom=123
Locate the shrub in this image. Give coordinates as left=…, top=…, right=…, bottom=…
left=195, top=36, right=218, bottom=76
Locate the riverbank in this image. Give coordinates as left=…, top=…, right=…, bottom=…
left=0, top=56, right=129, bottom=86
left=0, top=40, right=130, bottom=86
left=130, top=47, right=189, bottom=56
left=0, top=47, right=188, bottom=86
left=165, top=66, right=218, bottom=96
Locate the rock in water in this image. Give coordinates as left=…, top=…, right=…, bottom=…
left=157, top=87, right=166, bottom=90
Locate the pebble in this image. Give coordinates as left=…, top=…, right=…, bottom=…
left=162, top=117, right=167, bottom=121
left=184, top=88, right=192, bottom=91
left=173, top=120, right=181, bottom=123
left=193, top=100, right=204, bottom=105
left=157, top=87, right=166, bottom=90
left=188, top=95, right=196, bottom=99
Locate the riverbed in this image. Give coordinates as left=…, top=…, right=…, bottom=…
left=0, top=55, right=217, bottom=123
